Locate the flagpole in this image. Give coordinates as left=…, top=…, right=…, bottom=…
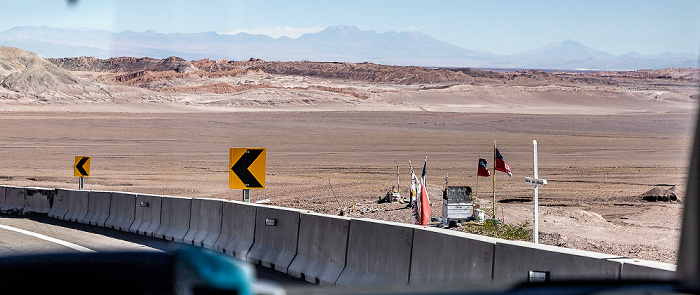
left=409, top=160, right=414, bottom=204
left=476, top=160, right=479, bottom=200
left=533, top=140, right=539, bottom=244
left=394, top=160, right=400, bottom=199
left=493, top=140, right=497, bottom=220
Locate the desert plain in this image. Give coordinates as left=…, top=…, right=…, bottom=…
left=1, top=47, right=698, bottom=264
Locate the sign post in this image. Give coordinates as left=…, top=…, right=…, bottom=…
left=394, top=160, right=400, bottom=198
left=524, top=140, right=547, bottom=244
left=229, top=148, right=266, bottom=202
left=242, top=189, right=251, bottom=202
left=74, top=156, right=90, bottom=190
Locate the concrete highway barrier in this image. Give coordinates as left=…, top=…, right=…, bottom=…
left=23, top=187, right=55, bottom=214
left=247, top=205, right=307, bottom=274
left=493, top=240, right=622, bottom=283
left=0, top=185, right=679, bottom=285
left=63, top=190, right=89, bottom=222
left=48, top=188, right=71, bottom=219
left=410, top=227, right=497, bottom=284
left=610, top=258, right=676, bottom=280
left=1, top=186, right=25, bottom=214
left=153, top=196, right=192, bottom=242
left=104, top=192, right=137, bottom=231
left=80, top=191, right=111, bottom=227
left=288, top=212, right=351, bottom=286
left=0, top=185, right=7, bottom=210
left=213, top=201, right=259, bottom=260
left=130, top=194, right=163, bottom=236
left=183, top=198, right=223, bottom=249
left=336, top=219, right=415, bottom=286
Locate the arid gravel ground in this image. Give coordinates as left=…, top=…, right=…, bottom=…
left=0, top=109, right=693, bottom=263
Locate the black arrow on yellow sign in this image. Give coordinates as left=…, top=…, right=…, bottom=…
left=231, top=149, right=263, bottom=188
left=75, top=156, right=90, bottom=177
left=76, top=157, right=89, bottom=176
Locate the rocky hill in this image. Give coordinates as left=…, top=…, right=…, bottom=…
left=1, top=47, right=697, bottom=111
left=50, top=56, right=197, bottom=74
left=49, top=56, right=503, bottom=84
left=591, top=68, right=700, bottom=81
left=48, top=55, right=699, bottom=90
left=1, top=47, right=88, bottom=94
left=0, top=47, right=119, bottom=104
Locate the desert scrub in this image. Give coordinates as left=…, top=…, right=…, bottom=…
left=459, top=220, right=532, bottom=242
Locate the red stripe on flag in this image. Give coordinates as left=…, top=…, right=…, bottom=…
left=419, top=182, right=430, bottom=226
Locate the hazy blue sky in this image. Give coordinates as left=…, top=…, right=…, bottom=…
left=2, top=0, right=699, bottom=55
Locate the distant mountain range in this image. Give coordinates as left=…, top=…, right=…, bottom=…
left=0, top=25, right=697, bottom=70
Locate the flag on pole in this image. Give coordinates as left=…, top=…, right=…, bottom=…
left=420, top=156, right=431, bottom=205
left=478, top=158, right=491, bottom=177
left=421, top=157, right=427, bottom=185
left=409, top=161, right=419, bottom=224
left=419, top=178, right=430, bottom=226
left=495, top=148, right=512, bottom=177
left=417, top=157, right=431, bottom=226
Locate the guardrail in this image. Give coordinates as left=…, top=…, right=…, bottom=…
left=0, top=185, right=677, bottom=286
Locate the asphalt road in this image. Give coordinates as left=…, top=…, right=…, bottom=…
left=0, top=214, right=312, bottom=289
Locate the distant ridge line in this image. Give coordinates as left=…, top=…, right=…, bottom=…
left=0, top=25, right=697, bottom=70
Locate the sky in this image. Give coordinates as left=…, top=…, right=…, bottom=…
left=1, top=0, right=699, bottom=55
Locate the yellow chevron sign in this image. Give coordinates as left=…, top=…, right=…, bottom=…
left=74, top=156, right=90, bottom=177
left=229, top=148, right=265, bottom=189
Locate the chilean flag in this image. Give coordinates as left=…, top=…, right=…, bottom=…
left=478, top=158, right=491, bottom=177
left=495, top=148, right=512, bottom=177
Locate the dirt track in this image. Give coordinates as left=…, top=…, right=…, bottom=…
left=0, top=110, right=693, bottom=263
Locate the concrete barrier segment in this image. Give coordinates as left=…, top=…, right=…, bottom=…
left=80, top=191, right=111, bottom=226
left=183, top=198, right=223, bottom=249
left=335, top=219, right=415, bottom=286
left=130, top=194, right=163, bottom=236
left=213, top=201, right=260, bottom=260
left=48, top=189, right=71, bottom=219
left=288, top=212, right=351, bottom=286
left=608, top=258, right=676, bottom=280
left=0, top=185, right=8, bottom=212
left=153, top=196, right=192, bottom=243
left=104, top=192, right=137, bottom=231
left=409, top=227, right=497, bottom=284
left=493, top=240, right=622, bottom=283
left=23, top=187, right=55, bottom=215
left=247, top=205, right=307, bottom=274
left=1, top=186, right=25, bottom=214
left=64, top=190, right=89, bottom=222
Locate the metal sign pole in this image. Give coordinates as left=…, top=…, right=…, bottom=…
left=533, top=140, right=539, bottom=244
left=492, top=140, right=497, bottom=220
left=394, top=160, right=400, bottom=196
left=79, top=176, right=84, bottom=190
left=243, top=189, right=250, bottom=203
